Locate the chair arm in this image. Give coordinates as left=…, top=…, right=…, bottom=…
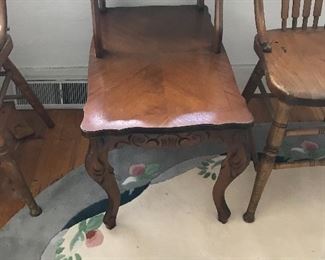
left=254, top=0, right=272, bottom=53
left=0, top=0, right=8, bottom=49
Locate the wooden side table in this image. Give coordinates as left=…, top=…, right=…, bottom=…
left=82, top=1, right=254, bottom=229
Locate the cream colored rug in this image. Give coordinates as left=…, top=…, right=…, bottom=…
left=48, top=163, right=325, bottom=260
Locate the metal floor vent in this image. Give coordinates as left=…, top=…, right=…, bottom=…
left=15, top=80, right=87, bottom=109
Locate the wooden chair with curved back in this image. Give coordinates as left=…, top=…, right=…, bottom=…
left=82, top=0, right=254, bottom=229
left=242, top=0, right=325, bottom=223
left=0, top=0, right=54, bottom=216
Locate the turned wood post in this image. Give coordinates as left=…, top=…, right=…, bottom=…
left=244, top=100, right=290, bottom=223
left=213, top=0, right=223, bottom=53
left=91, top=0, right=104, bottom=58
left=0, top=0, right=7, bottom=48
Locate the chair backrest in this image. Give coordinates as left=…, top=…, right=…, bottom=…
left=90, top=0, right=224, bottom=58
left=254, top=0, right=324, bottom=52
left=281, top=0, right=324, bottom=30
left=0, top=0, right=8, bottom=48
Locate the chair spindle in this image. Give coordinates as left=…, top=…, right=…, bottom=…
left=292, top=0, right=302, bottom=29
left=313, top=0, right=324, bottom=28
left=0, top=0, right=7, bottom=47
left=302, top=0, right=312, bottom=29
left=282, top=0, right=290, bottom=30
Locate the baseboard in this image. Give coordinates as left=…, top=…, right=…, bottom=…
left=20, top=67, right=88, bottom=81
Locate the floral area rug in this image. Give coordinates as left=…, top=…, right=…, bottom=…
left=46, top=164, right=325, bottom=260
left=0, top=122, right=324, bottom=260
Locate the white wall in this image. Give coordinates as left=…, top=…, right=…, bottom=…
left=6, top=0, right=324, bottom=86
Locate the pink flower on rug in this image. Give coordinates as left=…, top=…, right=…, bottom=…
left=129, top=164, right=145, bottom=177
left=301, top=141, right=319, bottom=152
left=85, top=230, right=104, bottom=248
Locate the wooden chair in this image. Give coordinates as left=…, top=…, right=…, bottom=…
left=0, top=0, right=54, bottom=216
left=82, top=0, right=254, bottom=229
left=243, top=0, right=325, bottom=223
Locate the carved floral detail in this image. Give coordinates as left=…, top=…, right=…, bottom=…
left=113, top=132, right=210, bottom=149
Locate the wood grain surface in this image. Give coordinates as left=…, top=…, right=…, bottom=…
left=82, top=5, right=253, bottom=134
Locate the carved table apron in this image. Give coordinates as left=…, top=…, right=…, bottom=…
left=84, top=128, right=253, bottom=230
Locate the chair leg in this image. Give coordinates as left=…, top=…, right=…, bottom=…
left=85, top=137, right=120, bottom=230
left=242, top=60, right=264, bottom=103
left=3, top=58, right=55, bottom=129
left=0, top=136, right=42, bottom=216
left=213, top=129, right=251, bottom=223
left=243, top=100, right=290, bottom=223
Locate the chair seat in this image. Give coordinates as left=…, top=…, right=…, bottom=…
left=259, top=29, right=325, bottom=105
left=81, top=5, right=253, bottom=133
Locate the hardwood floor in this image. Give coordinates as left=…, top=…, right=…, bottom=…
left=0, top=105, right=88, bottom=227
left=0, top=100, right=324, bottom=227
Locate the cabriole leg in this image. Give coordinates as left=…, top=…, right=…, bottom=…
left=85, top=136, right=120, bottom=229
left=213, top=130, right=251, bottom=223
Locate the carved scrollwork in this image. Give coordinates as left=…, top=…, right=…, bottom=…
left=225, top=131, right=251, bottom=178
left=85, top=128, right=253, bottom=228
left=113, top=131, right=210, bottom=149
left=85, top=137, right=107, bottom=185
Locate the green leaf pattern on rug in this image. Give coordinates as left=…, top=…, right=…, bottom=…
left=55, top=213, right=105, bottom=260
left=70, top=214, right=104, bottom=251
left=69, top=224, right=85, bottom=251
left=55, top=238, right=68, bottom=260
left=84, top=214, right=103, bottom=233
left=56, top=251, right=83, bottom=260
left=197, top=157, right=223, bottom=181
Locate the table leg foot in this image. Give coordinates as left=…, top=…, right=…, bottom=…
left=218, top=208, right=231, bottom=224
left=29, top=206, right=42, bottom=217
left=104, top=215, right=117, bottom=230
left=243, top=212, right=255, bottom=223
